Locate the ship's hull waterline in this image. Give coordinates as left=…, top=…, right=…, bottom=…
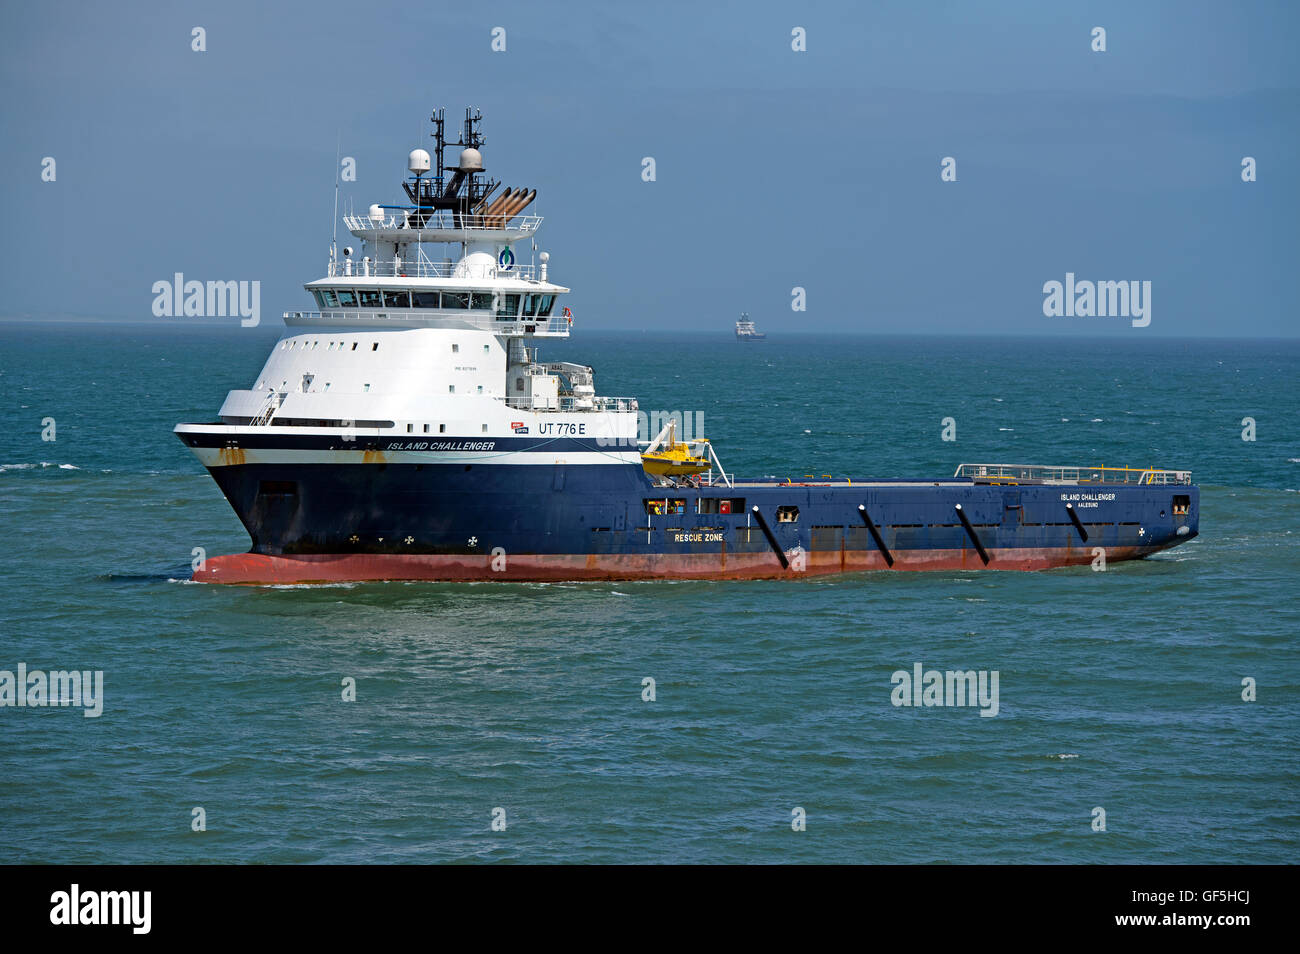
left=194, top=545, right=1178, bottom=584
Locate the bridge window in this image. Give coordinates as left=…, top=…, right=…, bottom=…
left=412, top=291, right=440, bottom=308
left=497, top=293, right=520, bottom=318
left=357, top=289, right=382, bottom=307
left=470, top=292, right=495, bottom=310
left=337, top=289, right=358, bottom=307
left=539, top=294, right=555, bottom=316
left=313, top=289, right=339, bottom=308
left=383, top=289, right=410, bottom=308
left=442, top=291, right=469, bottom=309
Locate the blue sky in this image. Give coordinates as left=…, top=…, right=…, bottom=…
left=2, top=0, right=1297, bottom=335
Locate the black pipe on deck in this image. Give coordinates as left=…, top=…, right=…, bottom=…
left=750, top=506, right=789, bottom=569
left=954, top=503, right=991, bottom=565
left=1065, top=503, right=1089, bottom=542
left=857, top=505, right=895, bottom=567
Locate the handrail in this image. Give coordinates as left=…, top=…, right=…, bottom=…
left=503, top=395, right=638, bottom=413
left=282, top=310, right=571, bottom=335
left=954, top=463, right=1192, bottom=485
left=250, top=390, right=284, bottom=426
left=326, top=259, right=543, bottom=280
left=344, top=212, right=543, bottom=233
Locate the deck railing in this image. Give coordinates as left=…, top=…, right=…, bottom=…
left=343, top=212, right=543, bottom=234
left=326, top=259, right=542, bottom=280
left=503, top=395, right=638, bottom=413
left=282, top=310, right=570, bottom=336
left=954, top=463, right=1192, bottom=485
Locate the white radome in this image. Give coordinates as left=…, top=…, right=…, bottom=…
left=408, top=148, right=431, bottom=174
left=458, top=147, right=483, bottom=171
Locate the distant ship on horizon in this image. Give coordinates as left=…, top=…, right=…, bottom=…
left=735, top=313, right=766, bottom=339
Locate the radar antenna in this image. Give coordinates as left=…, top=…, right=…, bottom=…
left=404, top=107, right=500, bottom=228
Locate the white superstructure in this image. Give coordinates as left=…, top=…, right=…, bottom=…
left=176, top=107, right=639, bottom=459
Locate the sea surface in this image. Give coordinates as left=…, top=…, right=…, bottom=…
left=1, top=323, right=1297, bottom=863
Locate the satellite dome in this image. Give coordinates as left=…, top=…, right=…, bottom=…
left=408, top=149, right=431, bottom=174
left=458, top=147, right=483, bottom=172
left=368, top=204, right=385, bottom=224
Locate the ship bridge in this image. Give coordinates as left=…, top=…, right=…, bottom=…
left=296, top=108, right=571, bottom=338
left=221, top=107, right=635, bottom=429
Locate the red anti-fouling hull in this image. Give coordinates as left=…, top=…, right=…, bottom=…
left=192, top=545, right=1168, bottom=584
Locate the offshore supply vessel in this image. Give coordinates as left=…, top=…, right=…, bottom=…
left=175, top=108, right=1199, bottom=583
left=735, top=314, right=766, bottom=339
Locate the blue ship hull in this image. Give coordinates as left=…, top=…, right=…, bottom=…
left=179, top=432, right=1199, bottom=582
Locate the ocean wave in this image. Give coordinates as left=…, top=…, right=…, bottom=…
left=0, top=461, right=80, bottom=473
left=265, top=582, right=359, bottom=590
